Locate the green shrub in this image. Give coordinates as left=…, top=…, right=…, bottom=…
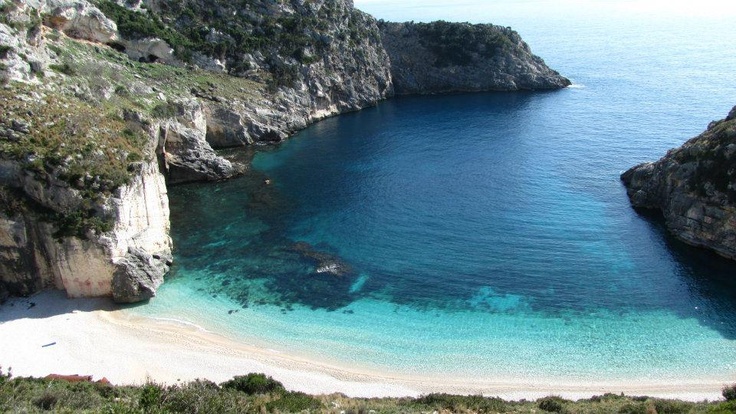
left=34, top=390, right=59, bottom=410
left=220, top=373, right=285, bottom=395
left=0, top=2, right=18, bottom=29
left=52, top=209, right=113, bottom=240
left=652, top=399, right=691, bottom=414
left=159, top=380, right=244, bottom=413
left=618, top=402, right=647, bottom=414
left=115, top=85, right=129, bottom=96
left=151, top=102, right=180, bottom=119
left=49, top=62, right=76, bottom=75
left=0, top=373, right=727, bottom=413
left=538, top=396, right=567, bottom=413
left=412, top=393, right=507, bottom=412
left=139, top=383, right=162, bottom=410
left=724, top=384, right=736, bottom=401
left=266, top=391, right=321, bottom=412
left=0, top=45, right=12, bottom=59
left=712, top=400, right=736, bottom=413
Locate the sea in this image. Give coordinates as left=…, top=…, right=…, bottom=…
left=132, top=0, right=736, bottom=385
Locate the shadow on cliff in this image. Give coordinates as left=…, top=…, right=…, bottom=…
left=0, top=290, right=119, bottom=323
left=634, top=208, right=736, bottom=340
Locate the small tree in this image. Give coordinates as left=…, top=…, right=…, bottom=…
left=0, top=366, right=11, bottom=384
left=723, top=384, right=736, bottom=401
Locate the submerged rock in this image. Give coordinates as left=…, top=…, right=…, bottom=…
left=621, top=105, right=736, bottom=260
left=289, top=241, right=353, bottom=277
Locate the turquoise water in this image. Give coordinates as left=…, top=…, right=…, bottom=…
left=135, top=2, right=736, bottom=383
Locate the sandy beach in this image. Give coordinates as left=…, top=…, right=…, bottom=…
left=0, top=290, right=728, bottom=402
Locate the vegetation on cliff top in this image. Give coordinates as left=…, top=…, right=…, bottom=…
left=677, top=114, right=736, bottom=203
left=0, top=41, right=149, bottom=236
left=382, top=20, right=516, bottom=68
left=1, top=369, right=735, bottom=414
left=0, top=30, right=260, bottom=237
left=92, top=0, right=375, bottom=87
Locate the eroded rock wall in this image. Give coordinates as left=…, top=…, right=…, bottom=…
left=621, top=106, right=736, bottom=260
left=0, top=160, right=172, bottom=302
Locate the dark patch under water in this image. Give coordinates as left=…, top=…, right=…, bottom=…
left=168, top=164, right=362, bottom=312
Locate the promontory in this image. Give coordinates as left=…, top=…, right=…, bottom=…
left=621, top=106, right=736, bottom=260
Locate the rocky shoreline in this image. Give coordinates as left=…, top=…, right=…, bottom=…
left=621, top=106, right=736, bottom=260
left=0, top=0, right=569, bottom=303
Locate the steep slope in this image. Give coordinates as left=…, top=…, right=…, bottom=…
left=97, top=0, right=394, bottom=125
left=621, top=106, right=736, bottom=260
left=379, top=21, right=570, bottom=94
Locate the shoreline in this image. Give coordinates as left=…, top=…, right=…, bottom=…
left=0, top=290, right=729, bottom=402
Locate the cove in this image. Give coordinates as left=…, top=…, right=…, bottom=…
left=128, top=0, right=736, bottom=390
left=131, top=90, right=736, bottom=383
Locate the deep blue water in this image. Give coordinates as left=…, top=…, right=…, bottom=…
left=136, top=1, right=736, bottom=382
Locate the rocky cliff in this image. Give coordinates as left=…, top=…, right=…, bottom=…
left=0, top=160, right=172, bottom=303
left=621, top=106, right=736, bottom=260
left=0, top=0, right=568, bottom=302
left=379, top=21, right=570, bottom=94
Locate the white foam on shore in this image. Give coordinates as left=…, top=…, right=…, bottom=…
left=0, top=290, right=730, bottom=401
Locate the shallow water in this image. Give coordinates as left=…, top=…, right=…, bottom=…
left=134, top=1, right=736, bottom=384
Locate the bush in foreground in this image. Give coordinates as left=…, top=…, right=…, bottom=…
left=221, top=373, right=286, bottom=395
left=537, top=396, right=567, bottom=412
left=724, top=384, right=736, bottom=401
left=0, top=372, right=733, bottom=413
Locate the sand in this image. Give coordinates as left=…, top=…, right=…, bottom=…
left=0, top=290, right=728, bottom=401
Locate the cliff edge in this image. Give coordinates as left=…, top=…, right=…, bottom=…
left=621, top=106, right=736, bottom=260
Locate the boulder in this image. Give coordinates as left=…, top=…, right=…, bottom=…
left=111, top=247, right=171, bottom=303
left=43, top=0, right=119, bottom=44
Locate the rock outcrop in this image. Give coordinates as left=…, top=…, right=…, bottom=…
left=621, top=106, right=736, bottom=260
left=0, top=160, right=172, bottom=302
left=379, top=21, right=571, bottom=94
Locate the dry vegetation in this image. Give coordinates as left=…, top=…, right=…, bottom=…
left=1, top=369, right=735, bottom=414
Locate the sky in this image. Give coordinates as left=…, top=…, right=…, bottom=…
left=353, top=0, right=736, bottom=22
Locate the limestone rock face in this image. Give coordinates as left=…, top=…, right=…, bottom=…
left=379, top=21, right=571, bottom=94
left=122, top=38, right=176, bottom=65
left=112, top=247, right=171, bottom=303
left=154, top=99, right=239, bottom=184
left=0, top=160, right=172, bottom=302
left=621, top=106, right=736, bottom=260
left=129, top=0, right=394, bottom=142
left=40, top=0, right=119, bottom=44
